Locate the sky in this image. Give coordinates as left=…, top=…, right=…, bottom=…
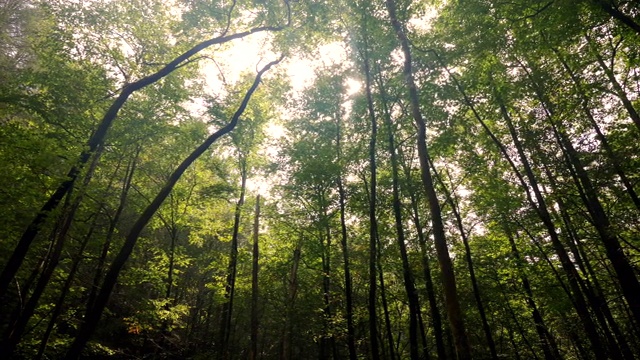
left=198, top=31, right=361, bottom=195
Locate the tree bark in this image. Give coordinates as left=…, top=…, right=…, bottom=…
left=385, top=102, right=421, bottom=360
left=35, top=215, right=98, bottom=360
left=496, top=91, right=607, bottom=358
left=250, top=195, right=260, bottom=360
left=432, top=166, right=498, bottom=360
left=377, top=235, right=396, bottom=360
left=362, top=38, right=381, bottom=360
left=553, top=47, right=640, bottom=211
left=399, top=146, right=447, bottom=360
left=594, top=0, right=640, bottom=35
left=522, top=57, right=640, bottom=331
left=384, top=2, right=471, bottom=358
left=506, top=231, right=561, bottom=360
left=281, top=239, right=302, bottom=360
left=86, top=148, right=139, bottom=313
left=1, top=145, right=101, bottom=356
left=219, top=157, right=248, bottom=360
left=336, top=114, right=357, bottom=360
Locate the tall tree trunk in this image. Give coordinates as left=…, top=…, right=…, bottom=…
left=505, top=230, right=561, bottom=360
left=336, top=115, right=357, bottom=360
left=281, top=239, right=302, bottom=360
left=319, top=202, right=336, bottom=360
left=432, top=166, right=498, bottom=360
left=398, top=147, right=447, bottom=360
left=377, top=235, right=396, bottom=360
left=1, top=145, right=101, bottom=356
left=550, top=115, right=640, bottom=334
left=362, top=37, right=381, bottom=360
left=593, top=1, right=640, bottom=36
left=380, top=63, right=446, bottom=359
left=497, top=277, right=542, bottom=360
left=63, top=59, right=280, bottom=360
left=522, top=58, right=640, bottom=330
left=219, top=157, right=248, bottom=360
left=553, top=47, right=640, bottom=210
left=384, top=102, right=421, bottom=360
left=433, top=50, right=601, bottom=356
left=86, top=148, right=139, bottom=313
left=542, top=165, right=636, bottom=359
left=250, top=195, right=260, bottom=360
left=35, top=215, right=99, bottom=360
left=417, top=307, right=430, bottom=360
left=496, top=91, right=608, bottom=358
left=384, top=2, right=471, bottom=358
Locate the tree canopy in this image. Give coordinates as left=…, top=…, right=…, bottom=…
left=1, top=0, right=639, bottom=359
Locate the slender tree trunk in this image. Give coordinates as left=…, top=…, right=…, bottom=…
left=336, top=115, right=357, bottom=360
left=63, top=59, right=280, bottom=360
left=417, top=307, right=430, bottom=360
left=250, top=195, right=260, bottom=360
left=553, top=47, right=640, bottom=210
left=1, top=146, right=101, bottom=356
left=377, top=235, right=396, bottom=360
left=497, top=94, right=607, bottom=358
left=35, top=215, right=99, bottom=360
left=385, top=102, right=420, bottom=359
left=86, top=148, right=139, bottom=313
left=507, top=327, right=524, bottom=360
left=378, top=63, right=445, bottom=360
left=594, top=1, right=640, bottom=36
left=384, top=2, right=471, bottom=358
left=219, top=158, right=248, bottom=360
left=432, top=166, right=498, bottom=360
left=498, top=279, right=541, bottom=360
left=433, top=52, right=594, bottom=356
left=551, top=116, right=640, bottom=332
left=165, top=215, right=180, bottom=302
left=399, top=148, right=447, bottom=360
left=522, top=59, right=640, bottom=330
left=586, top=33, right=640, bottom=132
left=281, top=239, right=302, bottom=360
left=319, top=202, right=336, bottom=360
left=542, top=165, right=636, bottom=359
left=361, top=37, right=381, bottom=360
left=1, top=214, right=61, bottom=341
left=506, top=231, right=561, bottom=360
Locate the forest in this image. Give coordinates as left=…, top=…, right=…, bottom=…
left=1, top=0, right=639, bottom=359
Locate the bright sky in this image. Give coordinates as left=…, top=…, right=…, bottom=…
left=199, top=31, right=361, bottom=195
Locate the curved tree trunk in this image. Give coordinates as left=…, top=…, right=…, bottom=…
left=1, top=146, right=101, bottom=356
left=0, top=24, right=285, bottom=301
left=63, top=59, right=281, bottom=360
